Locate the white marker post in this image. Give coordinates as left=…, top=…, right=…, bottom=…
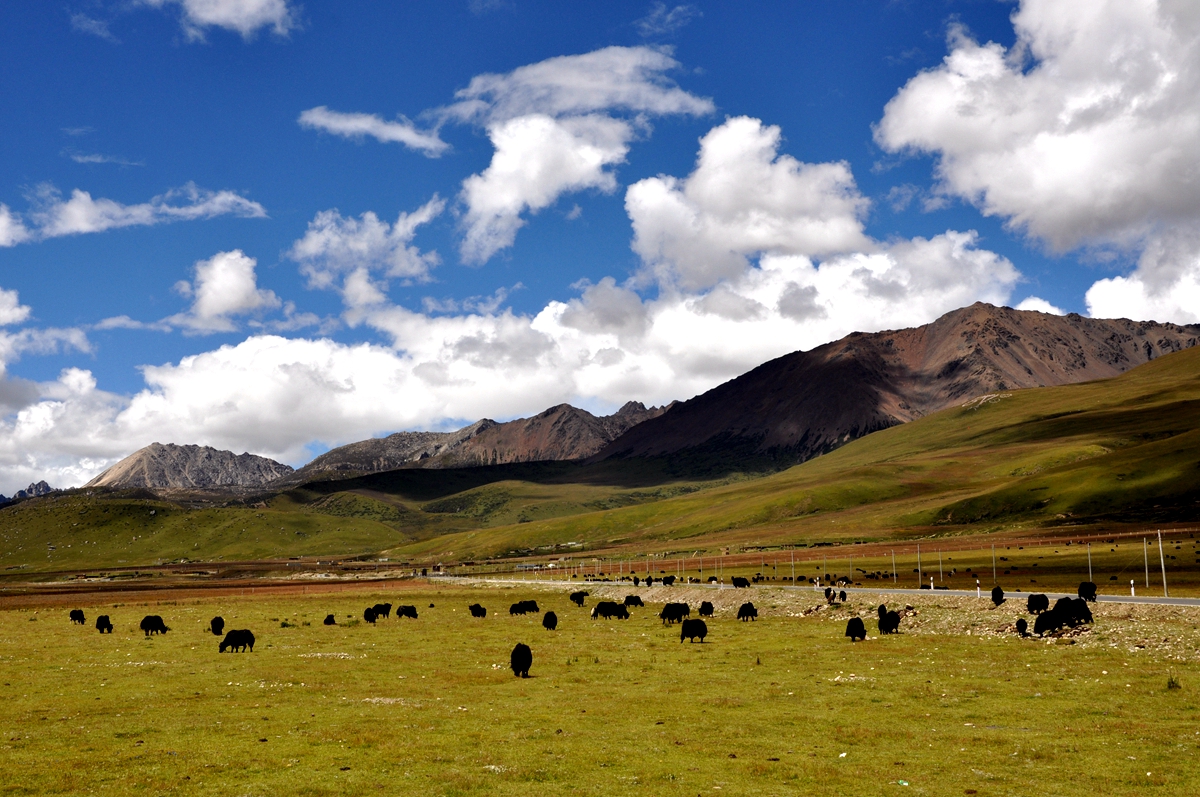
left=976, top=578, right=981, bottom=598
left=1131, top=580, right=1135, bottom=597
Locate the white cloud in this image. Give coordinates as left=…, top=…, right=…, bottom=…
left=627, top=116, right=874, bottom=291
left=70, top=14, right=119, bottom=42
left=636, top=3, right=700, bottom=38
left=0, top=289, right=31, bottom=326
left=288, top=197, right=445, bottom=295
left=297, top=106, right=448, bottom=157
left=165, top=250, right=281, bottom=333
left=64, top=150, right=144, bottom=166
left=142, top=0, right=296, bottom=40
left=0, top=205, right=31, bottom=247
left=27, top=182, right=265, bottom=239
left=444, top=46, right=713, bottom=262
left=1015, top=296, right=1067, bottom=315
left=460, top=114, right=633, bottom=263
left=877, top=0, right=1200, bottom=324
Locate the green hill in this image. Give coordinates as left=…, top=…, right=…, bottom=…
left=3, top=345, right=1199, bottom=573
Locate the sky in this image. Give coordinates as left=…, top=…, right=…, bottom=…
left=1, top=0, right=1198, bottom=494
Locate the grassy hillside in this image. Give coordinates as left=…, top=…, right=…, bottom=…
left=3, top=346, right=1199, bottom=572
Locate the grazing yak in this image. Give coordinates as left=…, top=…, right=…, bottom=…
left=737, top=602, right=758, bottom=622
left=591, top=601, right=629, bottom=620
left=469, top=603, right=487, bottom=618
left=1078, top=581, right=1098, bottom=602
left=95, top=615, right=113, bottom=634
left=731, top=576, right=750, bottom=588
left=660, top=602, right=690, bottom=625
left=509, top=600, right=540, bottom=616
left=623, top=595, right=644, bottom=607
left=632, top=576, right=640, bottom=586
left=707, top=576, right=718, bottom=584
left=510, top=643, right=532, bottom=678
left=140, top=615, right=169, bottom=636
left=363, top=607, right=377, bottom=624
left=1034, top=597, right=1094, bottom=635
left=877, top=604, right=900, bottom=635
left=698, top=601, right=714, bottom=617
left=69, top=609, right=85, bottom=625
left=210, top=616, right=225, bottom=636
left=845, top=617, right=866, bottom=641
left=542, top=611, right=558, bottom=631
left=662, top=575, right=676, bottom=586
left=323, top=614, right=336, bottom=626
left=372, top=603, right=392, bottom=619
left=396, top=605, right=419, bottom=619
left=1026, top=593, right=1050, bottom=614
left=569, top=591, right=588, bottom=607
left=1015, top=618, right=1028, bottom=636
left=991, top=586, right=1006, bottom=606
left=219, top=629, right=255, bottom=653
left=839, top=590, right=847, bottom=602
left=680, top=618, right=707, bottom=643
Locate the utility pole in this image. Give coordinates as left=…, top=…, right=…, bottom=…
left=991, top=544, right=997, bottom=584
left=1144, top=538, right=1150, bottom=588
left=891, top=550, right=896, bottom=583
left=917, top=544, right=922, bottom=587
left=1087, top=542, right=1092, bottom=582
left=790, top=549, right=795, bottom=584
left=1158, top=530, right=1169, bottom=598
left=938, top=549, right=943, bottom=582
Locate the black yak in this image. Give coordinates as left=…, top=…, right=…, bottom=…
left=680, top=618, right=707, bottom=643
left=991, top=586, right=1006, bottom=606
left=363, top=607, right=377, bottom=623
left=698, top=601, right=714, bottom=617
left=509, top=600, right=539, bottom=616
left=845, top=617, right=866, bottom=641
left=210, top=616, right=225, bottom=636
left=396, top=605, right=418, bottom=619
left=219, top=629, right=255, bottom=653
left=372, top=603, right=392, bottom=619
left=469, top=603, right=487, bottom=618
left=877, top=604, right=900, bottom=635
left=839, top=590, right=847, bottom=603
left=569, top=591, right=588, bottom=607
left=737, top=602, right=758, bottom=622
left=1078, top=581, right=1098, bottom=602
left=510, top=643, right=532, bottom=677
left=1015, top=618, right=1028, bottom=637
left=662, top=575, right=676, bottom=586
left=542, top=611, right=558, bottom=631
left=659, top=602, right=689, bottom=624
left=1034, top=597, right=1094, bottom=635
left=731, top=576, right=750, bottom=588
left=140, top=615, right=169, bottom=636
left=1026, top=593, right=1049, bottom=614
left=95, top=615, right=113, bottom=634
left=591, top=601, right=629, bottom=619
left=623, top=595, right=644, bottom=607
left=69, top=609, right=85, bottom=625
left=323, top=614, right=336, bottom=625
left=632, top=576, right=640, bottom=586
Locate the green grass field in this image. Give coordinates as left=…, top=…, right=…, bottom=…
left=3, top=581, right=1200, bottom=795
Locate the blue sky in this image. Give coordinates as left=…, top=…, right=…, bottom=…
left=1, top=0, right=1197, bottom=493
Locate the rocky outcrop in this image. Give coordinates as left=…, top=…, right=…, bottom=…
left=0, top=480, right=56, bottom=504
left=597, top=303, right=1200, bottom=466
left=85, top=443, right=293, bottom=490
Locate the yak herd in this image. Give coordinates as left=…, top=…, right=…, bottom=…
left=60, top=578, right=1108, bottom=680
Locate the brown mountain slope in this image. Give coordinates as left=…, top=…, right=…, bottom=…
left=285, top=401, right=667, bottom=483
left=597, top=303, right=1200, bottom=466
left=86, top=443, right=293, bottom=490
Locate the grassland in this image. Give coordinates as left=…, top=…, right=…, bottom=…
left=3, top=581, right=1199, bottom=796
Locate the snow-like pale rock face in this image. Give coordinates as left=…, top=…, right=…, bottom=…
left=85, top=442, right=293, bottom=490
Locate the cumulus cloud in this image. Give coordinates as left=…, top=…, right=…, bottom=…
left=70, top=14, right=119, bottom=42
left=141, top=0, right=296, bottom=40
left=459, top=114, right=633, bottom=263
left=0, top=289, right=31, bottom=326
left=628, top=116, right=874, bottom=290
left=165, top=250, right=281, bottom=333
left=22, top=182, right=265, bottom=240
left=288, top=197, right=445, bottom=297
left=297, top=106, right=448, bottom=157
left=877, top=0, right=1200, bottom=323
left=0, top=205, right=31, bottom=247
left=444, top=46, right=713, bottom=262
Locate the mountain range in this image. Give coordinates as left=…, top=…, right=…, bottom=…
left=82, top=303, right=1200, bottom=493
